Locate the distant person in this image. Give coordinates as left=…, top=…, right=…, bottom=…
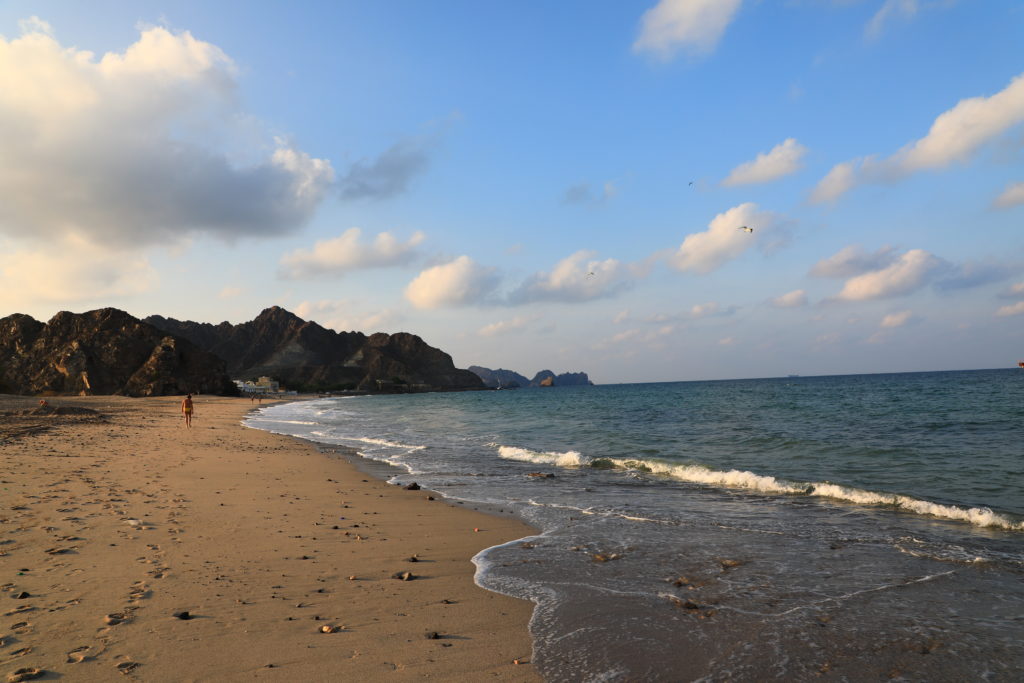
left=181, top=393, right=195, bottom=428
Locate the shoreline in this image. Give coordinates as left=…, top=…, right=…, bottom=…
left=0, top=394, right=539, bottom=681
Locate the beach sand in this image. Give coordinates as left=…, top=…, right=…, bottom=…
left=0, top=394, right=538, bottom=682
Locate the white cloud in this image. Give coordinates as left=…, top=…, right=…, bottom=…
left=218, top=286, right=243, bottom=298
left=596, top=324, right=675, bottom=350
left=294, top=299, right=403, bottom=332
left=809, top=160, right=860, bottom=203
left=404, top=256, right=498, bottom=309
left=337, top=135, right=436, bottom=201
left=834, top=249, right=941, bottom=301
left=994, top=181, right=1024, bottom=209
left=0, top=22, right=333, bottom=246
left=771, top=289, right=808, bottom=308
left=718, top=336, right=736, bottom=346
left=690, top=302, right=735, bottom=318
left=810, top=72, right=1024, bottom=202
left=722, top=138, right=807, bottom=186
left=811, top=245, right=897, bottom=278
left=0, top=235, right=157, bottom=309
left=613, top=310, right=630, bottom=324
left=279, top=228, right=425, bottom=279
left=509, top=250, right=637, bottom=303
left=1001, top=281, right=1024, bottom=298
left=478, top=316, right=532, bottom=337
left=880, top=310, right=913, bottom=328
left=668, top=202, right=777, bottom=273
left=633, top=0, right=742, bottom=60
left=865, top=0, right=918, bottom=40
left=996, top=301, right=1024, bottom=317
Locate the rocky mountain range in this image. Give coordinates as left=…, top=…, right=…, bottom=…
left=468, top=366, right=593, bottom=388
left=0, top=308, right=236, bottom=397
left=145, top=306, right=483, bottom=393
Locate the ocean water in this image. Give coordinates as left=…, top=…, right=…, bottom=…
left=246, top=369, right=1024, bottom=681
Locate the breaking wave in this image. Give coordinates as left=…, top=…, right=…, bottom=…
left=495, top=444, right=1024, bottom=531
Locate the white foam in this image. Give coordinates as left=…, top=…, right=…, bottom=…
left=808, top=482, right=1024, bottom=531
left=498, top=445, right=587, bottom=467
left=352, top=436, right=426, bottom=452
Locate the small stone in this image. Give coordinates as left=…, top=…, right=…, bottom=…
left=403, top=482, right=420, bottom=490
left=172, top=611, right=191, bottom=620
left=12, top=592, right=30, bottom=600
left=391, top=571, right=415, bottom=581
left=424, top=631, right=440, bottom=640
left=320, top=624, right=339, bottom=633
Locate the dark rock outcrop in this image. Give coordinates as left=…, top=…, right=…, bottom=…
left=145, top=306, right=483, bottom=393
left=0, top=308, right=237, bottom=397
left=467, top=366, right=530, bottom=389
left=470, top=366, right=594, bottom=388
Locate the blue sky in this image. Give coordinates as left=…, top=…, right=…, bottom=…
left=1, top=0, right=1022, bottom=383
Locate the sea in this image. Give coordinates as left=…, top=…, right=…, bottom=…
left=245, top=369, right=1024, bottom=681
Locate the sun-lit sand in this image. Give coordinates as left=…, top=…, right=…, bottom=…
left=0, top=394, right=538, bottom=682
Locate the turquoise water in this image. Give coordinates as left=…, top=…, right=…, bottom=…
left=248, top=369, right=1024, bottom=681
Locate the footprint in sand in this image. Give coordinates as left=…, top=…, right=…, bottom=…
left=66, top=645, right=94, bottom=663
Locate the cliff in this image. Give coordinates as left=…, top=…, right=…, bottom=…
left=145, top=307, right=483, bottom=393
left=0, top=308, right=237, bottom=397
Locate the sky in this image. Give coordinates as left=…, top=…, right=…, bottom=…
left=1, top=0, right=1022, bottom=384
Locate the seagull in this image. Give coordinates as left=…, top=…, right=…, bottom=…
left=688, top=181, right=694, bottom=187
left=586, top=271, right=596, bottom=277
left=738, top=226, right=753, bottom=233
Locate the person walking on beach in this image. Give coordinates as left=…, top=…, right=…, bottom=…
left=181, top=393, right=195, bottom=428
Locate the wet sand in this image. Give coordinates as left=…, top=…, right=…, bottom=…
left=0, top=394, right=538, bottom=682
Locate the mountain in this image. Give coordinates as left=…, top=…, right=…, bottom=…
left=144, top=306, right=483, bottom=393
left=0, top=308, right=236, bottom=397
left=467, top=366, right=530, bottom=389
left=469, top=366, right=594, bottom=388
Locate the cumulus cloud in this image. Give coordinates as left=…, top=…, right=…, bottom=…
left=595, top=324, right=675, bottom=350
left=668, top=202, right=778, bottom=273
left=404, top=256, right=499, bottom=309
left=689, top=301, right=737, bottom=318
left=509, top=250, right=640, bottom=304
left=996, top=301, right=1024, bottom=317
left=0, top=22, right=334, bottom=247
left=294, top=299, right=403, bottom=332
left=994, top=181, right=1024, bottom=208
left=880, top=310, right=914, bottom=328
left=0, top=235, right=157, bottom=309
left=865, top=0, right=918, bottom=40
left=718, top=336, right=736, bottom=346
left=833, top=249, right=942, bottom=301
left=633, top=0, right=742, bottom=60
left=771, top=289, right=808, bottom=308
left=279, top=228, right=425, bottom=279
left=722, top=138, right=807, bottom=186
left=337, top=136, right=434, bottom=201
left=810, top=72, right=1024, bottom=202
left=478, top=316, right=532, bottom=337
left=811, top=245, right=897, bottom=278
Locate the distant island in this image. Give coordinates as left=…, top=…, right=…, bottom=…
left=468, top=366, right=594, bottom=389
left=0, top=306, right=484, bottom=397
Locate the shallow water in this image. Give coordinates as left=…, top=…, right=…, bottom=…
left=247, top=369, right=1024, bottom=681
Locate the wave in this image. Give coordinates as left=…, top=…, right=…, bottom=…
left=494, top=444, right=1024, bottom=531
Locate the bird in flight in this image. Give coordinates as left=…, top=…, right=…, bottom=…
left=738, top=226, right=753, bottom=233
left=586, top=271, right=596, bottom=277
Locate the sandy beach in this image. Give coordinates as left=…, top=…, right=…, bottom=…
left=0, top=394, right=538, bottom=682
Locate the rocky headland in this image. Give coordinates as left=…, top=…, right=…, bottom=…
left=468, top=366, right=594, bottom=388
